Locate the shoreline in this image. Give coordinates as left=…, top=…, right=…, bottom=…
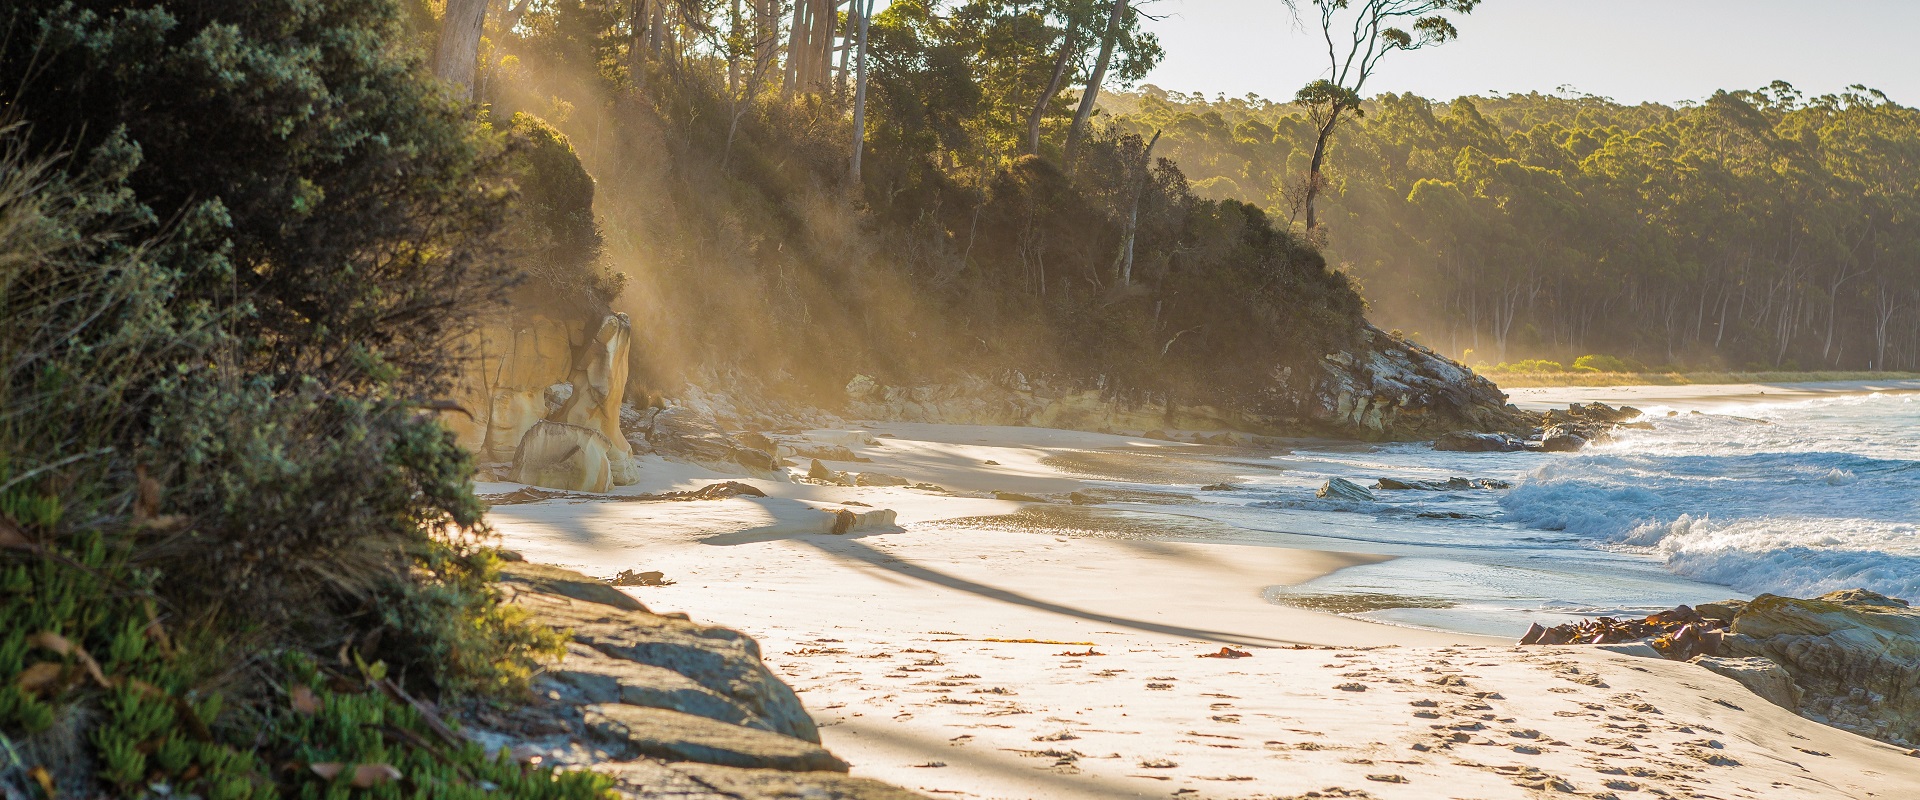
left=1504, top=377, right=1920, bottom=411
left=1487, top=372, right=1920, bottom=389
left=485, top=397, right=1919, bottom=798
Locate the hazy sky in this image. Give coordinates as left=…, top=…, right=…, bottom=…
left=1138, top=0, right=1920, bottom=106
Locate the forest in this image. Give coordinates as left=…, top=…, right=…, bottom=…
left=480, top=0, right=1367, bottom=409
left=1107, top=84, right=1920, bottom=371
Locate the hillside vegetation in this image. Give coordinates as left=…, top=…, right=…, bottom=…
left=1106, top=85, right=1920, bottom=373
left=486, top=0, right=1368, bottom=412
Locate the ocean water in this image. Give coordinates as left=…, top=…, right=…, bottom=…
left=1120, top=389, right=1920, bottom=638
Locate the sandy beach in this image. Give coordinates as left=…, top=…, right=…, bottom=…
left=485, top=417, right=1920, bottom=799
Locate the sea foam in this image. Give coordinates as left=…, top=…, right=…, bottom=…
left=1500, top=394, right=1920, bottom=600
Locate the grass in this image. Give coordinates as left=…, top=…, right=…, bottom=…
left=1485, top=370, right=1920, bottom=388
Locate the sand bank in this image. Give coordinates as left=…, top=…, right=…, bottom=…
left=1507, top=378, right=1920, bottom=411
left=486, top=421, right=1919, bottom=798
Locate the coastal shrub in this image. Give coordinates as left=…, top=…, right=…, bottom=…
left=1487, top=359, right=1566, bottom=373
left=501, top=112, right=625, bottom=317
left=0, top=0, right=577, bottom=791
left=0, top=533, right=605, bottom=799
left=1573, top=354, right=1645, bottom=373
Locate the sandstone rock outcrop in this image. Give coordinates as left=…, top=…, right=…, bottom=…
left=1316, top=477, right=1375, bottom=502
left=1303, top=325, right=1530, bottom=440
left=583, top=705, right=849, bottom=772
left=1689, top=656, right=1803, bottom=711
left=628, top=405, right=787, bottom=480
left=1517, top=590, right=1920, bottom=748
left=509, top=420, right=619, bottom=493
left=831, top=326, right=1527, bottom=442
left=451, top=312, right=640, bottom=491
left=470, top=564, right=916, bottom=799
left=1719, top=590, right=1920, bottom=746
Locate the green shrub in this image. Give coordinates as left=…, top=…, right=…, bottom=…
left=1489, top=359, right=1565, bottom=373
left=1572, top=354, right=1644, bottom=373
left=0, top=0, right=583, bottom=791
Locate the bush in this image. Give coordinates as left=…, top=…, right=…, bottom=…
left=0, top=0, right=580, bottom=792
left=1490, top=359, right=1566, bottom=373
left=1572, top=354, right=1644, bottom=373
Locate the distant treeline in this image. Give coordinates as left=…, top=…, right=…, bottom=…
left=1107, top=84, right=1920, bottom=371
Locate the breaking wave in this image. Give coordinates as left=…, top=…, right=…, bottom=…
left=1501, top=394, right=1920, bottom=600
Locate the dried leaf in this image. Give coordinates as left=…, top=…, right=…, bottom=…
left=290, top=685, right=320, bottom=715
left=29, top=631, right=110, bottom=687
left=310, top=762, right=401, bottom=787
left=0, top=514, right=32, bottom=550
left=29, top=766, right=54, bottom=797
left=143, top=602, right=174, bottom=654
left=134, top=464, right=161, bottom=524
left=16, top=662, right=63, bottom=693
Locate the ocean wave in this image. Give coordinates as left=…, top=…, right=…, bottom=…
left=1500, top=413, right=1920, bottom=599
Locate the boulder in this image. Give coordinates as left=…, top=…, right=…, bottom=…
left=1143, top=430, right=1174, bottom=441
left=515, top=576, right=823, bottom=743
left=583, top=704, right=848, bottom=773
left=646, top=406, right=784, bottom=480
left=851, top=471, right=909, bottom=487
left=1539, top=426, right=1589, bottom=452
left=667, top=763, right=923, bottom=800
left=509, top=420, right=617, bottom=493
left=992, top=491, right=1047, bottom=502
left=1305, top=325, right=1531, bottom=440
left=1375, top=476, right=1481, bottom=491
left=1690, top=656, right=1802, bottom=711
left=1433, top=431, right=1528, bottom=452
left=552, top=645, right=765, bottom=730
left=1720, top=590, right=1920, bottom=745
left=786, top=444, right=866, bottom=462
left=733, top=431, right=777, bottom=455
left=1316, top=477, right=1375, bottom=502
left=817, top=507, right=897, bottom=534
left=1067, top=491, right=1103, bottom=505
left=499, top=562, right=647, bottom=612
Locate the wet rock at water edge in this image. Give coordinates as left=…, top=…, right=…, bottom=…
left=1316, top=477, right=1376, bottom=502
left=992, top=490, right=1047, bottom=502
left=1433, top=431, right=1529, bottom=452
left=1539, top=426, right=1589, bottom=452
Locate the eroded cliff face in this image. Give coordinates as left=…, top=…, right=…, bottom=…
left=1297, top=325, right=1532, bottom=439
left=834, top=326, right=1524, bottom=441
left=447, top=312, right=640, bottom=492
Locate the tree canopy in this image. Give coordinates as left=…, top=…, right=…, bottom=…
left=1110, top=83, right=1920, bottom=371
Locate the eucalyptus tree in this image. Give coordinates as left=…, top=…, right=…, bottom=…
left=1062, top=0, right=1162, bottom=169
left=1294, top=0, right=1480, bottom=233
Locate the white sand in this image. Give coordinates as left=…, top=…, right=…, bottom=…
left=486, top=422, right=1920, bottom=799
left=1508, top=378, right=1920, bottom=411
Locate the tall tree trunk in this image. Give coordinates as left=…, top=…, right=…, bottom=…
left=628, top=0, right=650, bottom=92
left=813, top=0, right=840, bottom=92
left=783, top=0, right=809, bottom=94
left=849, top=0, right=872, bottom=184
left=1064, top=0, right=1125, bottom=171
left=836, top=2, right=853, bottom=96
left=1026, top=24, right=1077, bottom=155
left=1118, top=130, right=1161, bottom=287
left=433, top=0, right=492, bottom=101
left=1302, top=108, right=1342, bottom=232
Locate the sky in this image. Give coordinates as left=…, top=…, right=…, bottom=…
left=1137, top=0, right=1920, bottom=107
